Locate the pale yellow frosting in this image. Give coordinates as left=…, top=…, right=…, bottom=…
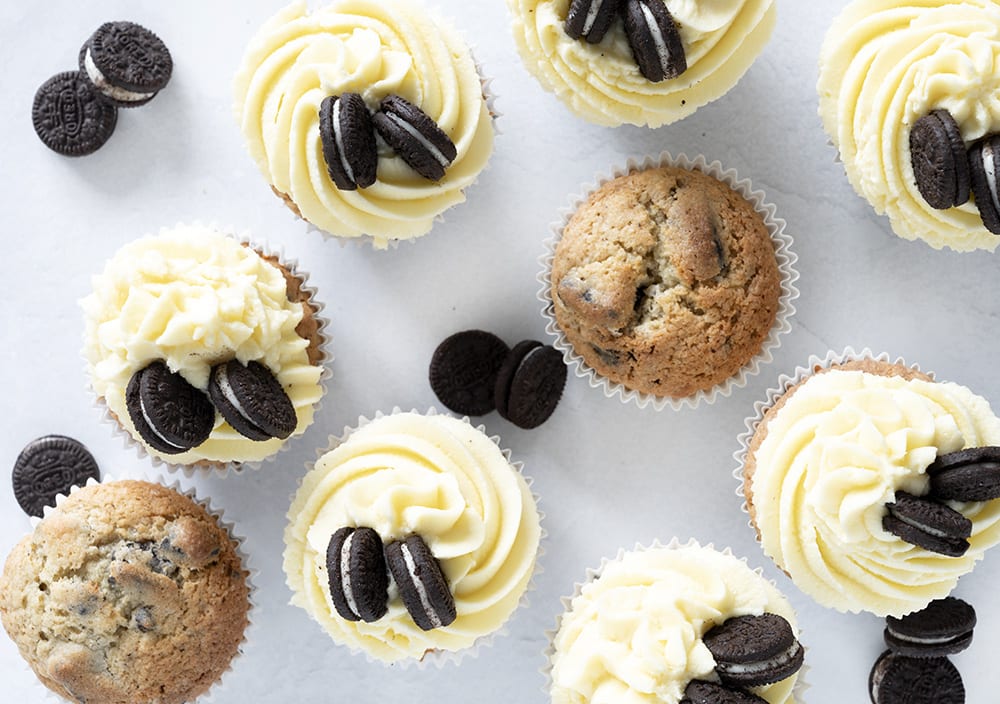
left=283, top=412, right=541, bottom=662
left=550, top=544, right=800, bottom=704
left=234, top=0, right=494, bottom=248
left=751, top=369, right=1000, bottom=617
left=81, top=225, right=324, bottom=465
left=507, top=0, right=776, bottom=127
left=818, top=0, right=1000, bottom=252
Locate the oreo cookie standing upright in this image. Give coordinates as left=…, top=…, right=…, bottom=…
left=908, top=110, right=970, bottom=210
left=882, top=491, right=971, bottom=557
left=928, top=446, right=1000, bottom=502
left=207, top=359, right=297, bottom=441
left=564, top=0, right=623, bottom=44
left=701, top=613, right=804, bottom=688
left=968, top=134, right=1000, bottom=235
left=384, top=534, right=456, bottom=631
left=125, top=361, right=214, bottom=455
left=326, top=527, right=389, bottom=623
left=622, top=0, right=687, bottom=82
left=32, top=71, right=118, bottom=156
left=373, top=94, right=457, bottom=181
left=79, top=21, right=173, bottom=107
left=12, top=435, right=101, bottom=518
left=319, top=93, right=378, bottom=190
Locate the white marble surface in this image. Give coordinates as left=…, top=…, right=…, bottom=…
left=2, top=1, right=999, bottom=702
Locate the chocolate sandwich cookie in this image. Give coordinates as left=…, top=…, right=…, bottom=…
left=680, top=680, right=768, bottom=704
left=494, top=340, right=567, bottom=429
left=319, top=93, right=377, bottom=191
left=702, top=613, right=804, bottom=688
left=384, top=534, right=456, bottom=631
left=622, top=0, right=686, bottom=82
left=909, top=110, right=970, bottom=210
left=326, top=527, right=389, bottom=623
left=430, top=330, right=510, bottom=416
left=869, top=651, right=964, bottom=704
left=125, top=361, right=214, bottom=455
left=373, top=94, right=457, bottom=181
left=968, top=134, right=1000, bottom=234
left=564, top=0, right=623, bottom=44
left=882, top=491, right=971, bottom=557
left=208, top=359, right=297, bottom=442
left=32, top=71, right=118, bottom=156
left=79, top=21, right=172, bottom=107
left=884, top=597, right=976, bottom=658
left=928, top=446, right=1000, bottom=502
left=12, top=435, right=101, bottom=518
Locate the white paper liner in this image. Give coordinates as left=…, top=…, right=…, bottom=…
left=18, top=475, right=257, bottom=704
left=541, top=538, right=810, bottom=703
left=537, top=151, right=799, bottom=411
left=284, top=406, right=546, bottom=668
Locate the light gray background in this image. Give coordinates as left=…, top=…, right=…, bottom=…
left=1, top=1, right=998, bottom=702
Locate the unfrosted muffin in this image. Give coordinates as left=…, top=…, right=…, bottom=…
left=0, top=480, right=250, bottom=704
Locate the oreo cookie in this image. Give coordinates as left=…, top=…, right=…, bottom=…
left=702, top=613, right=804, bottom=688
left=882, top=491, right=971, bottom=557
left=869, top=651, right=964, bottom=704
left=494, top=340, right=567, bottom=429
left=909, top=110, right=970, bottom=210
left=325, top=527, right=389, bottom=623
left=373, top=94, right=457, bottom=181
left=319, top=93, right=378, bottom=191
left=79, top=21, right=172, bottom=107
left=32, top=71, right=118, bottom=156
left=125, top=361, right=214, bottom=455
left=680, top=681, right=768, bottom=704
left=884, top=597, right=976, bottom=658
left=12, top=435, right=101, bottom=518
left=208, top=359, right=297, bottom=441
left=429, top=330, right=510, bottom=416
left=384, top=534, right=456, bottom=631
left=564, top=0, right=623, bottom=43
left=622, top=0, right=686, bottom=82
left=968, top=134, right=1000, bottom=234
left=928, top=446, right=1000, bottom=502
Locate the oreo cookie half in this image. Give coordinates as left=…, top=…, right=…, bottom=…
left=884, top=597, right=976, bottom=658
left=928, top=446, right=1000, bottom=502
left=319, top=93, right=378, bottom=191
left=622, top=0, right=687, bottom=82
left=869, top=651, right=964, bottom=704
left=12, top=435, right=101, bottom=518
left=968, top=134, right=1000, bottom=235
left=373, top=94, right=457, bottom=181
left=384, top=534, right=456, bottom=631
left=325, top=527, right=389, bottom=623
left=494, top=340, right=567, bottom=429
left=32, top=71, right=118, bottom=156
left=882, top=491, right=971, bottom=557
left=429, top=330, right=510, bottom=416
left=909, top=110, right=970, bottom=210
left=680, top=681, right=768, bottom=704
left=125, top=361, right=214, bottom=455
left=79, top=21, right=172, bottom=107
left=208, top=359, right=297, bottom=441
left=564, top=0, right=623, bottom=43
left=702, top=613, right=804, bottom=688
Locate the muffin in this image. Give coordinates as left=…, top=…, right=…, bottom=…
left=742, top=353, right=1000, bottom=617
left=547, top=158, right=789, bottom=405
left=81, top=225, right=327, bottom=469
left=233, top=0, right=494, bottom=248
left=0, top=480, right=250, bottom=704
left=548, top=541, right=803, bottom=704
left=284, top=411, right=541, bottom=664
left=818, top=0, right=1000, bottom=251
left=508, top=0, right=776, bottom=127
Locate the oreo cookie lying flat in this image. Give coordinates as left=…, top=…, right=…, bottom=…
left=79, top=21, right=172, bottom=107
left=326, top=527, right=389, bottom=623
left=929, top=446, right=1000, bottom=502
left=430, top=330, right=510, bottom=416
left=208, top=359, right=297, bottom=441
left=622, top=0, right=687, bottom=82
left=564, top=0, right=623, bottom=43
left=869, top=651, right=964, bottom=704
left=32, top=71, right=118, bottom=156
left=702, top=613, right=803, bottom=688
left=884, top=597, right=975, bottom=658
left=882, top=491, right=971, bottom=557
left=319, top=93, right=377, bottom=191
left=968, top=134, right=1000, bottom=235
left=373, top=94, right=457, bottom=181
left=384, top=534, right=456, bottom=631
left=680, top=680, right=768, bottom=704
left=12, top=435, right=101, bottom=518
left=909, top=110, right=970, bottom=210
left=125, top=361, right=214, bottom=455
left=494, top=340, right=567, bottom=429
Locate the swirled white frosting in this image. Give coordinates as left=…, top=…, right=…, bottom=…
left=818, top=0, right=1000, bottom=251
left=507, top=0, right=775, bottom=127
left=751, top=369, right=1000, bottom=616
left=283, top=413, right=541, bottom=662
left=234, top=0, right=494, bottom=247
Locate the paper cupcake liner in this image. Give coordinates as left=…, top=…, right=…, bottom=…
left=537, top=151, right=799, bottom=411
left=541, top=537, right=810, bottom=702
left=85, top=222, right=334, bottom=478
left=284, top=406, right=546, bottom=669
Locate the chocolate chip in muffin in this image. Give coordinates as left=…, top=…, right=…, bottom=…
left=125, top=361, right=214, bottom=455
left=373, top=94, right=457, bottom=181
left=325, top=527, right=389, bottom=623
left=12, top=435, right=101, bottom=518
left=909, top=110, right=970, bottom=210
left=968, top=134, right=1000, bottom=234
left=680, top=680, right=768, bottom=704
left=494, top=341, right=567, bottom=429
left=869, top=651, right=964, bottom=704
left=928, top=446, right=1000, bottom=502
left=208, top=359, right=297, bottom=441
left=429, top=330, right=510, bottom=416
left=79, top=21, right=172, bottom=107
left=701, top=613, right=804, bottom=688
left=884, top=597, right=976, bottom=658
left=882, top=491, right=971, bottom=557
left=385, top=534, right=456, bottom=631
left=564, top=0, right=623, bottom=43
left=622, top=0, right=687, bottom=82
left=319, top=93, right=378, bottom=191
left=32, top=71, right=118, bottom=156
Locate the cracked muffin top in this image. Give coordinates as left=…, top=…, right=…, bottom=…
left=550, top=165, right=780, bottom=399
left=0, top=480, right=250, bottom=704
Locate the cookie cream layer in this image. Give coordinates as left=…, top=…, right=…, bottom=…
left=818, top=0, right=1000, bottom=252
left=233, top=0, right=493, bottom=248
left=284, top=412, right=541, bottom=662
left=549, top=544, right=799, bottom=704
left=508, top=0, right=775, bottom=127
left=750, top=369, right=1000, bottom=616
left=81, top=225, right=323, bottom=464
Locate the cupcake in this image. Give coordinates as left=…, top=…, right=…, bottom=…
left=0, top=480, right=251, bottom=704
left=545, top=155, right=794, bottom=408
left=507, top=0, right=776, bottom=127
left=818, top=0, right=1000, bottom=252
left=284, top=411, right=541, bottom=664
left=741, top=352, right=1000, bottom=617
left=233, top=0, right=494, bottom=248
left=81, top=224, right=328, bottom=470
left=548, top=541, right=804, bottom=704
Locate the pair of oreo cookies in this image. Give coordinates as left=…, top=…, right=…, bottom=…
left=33, top=21, right=172, bottom=156
left=12, top=435, right=101, bottom=518
left=429, top=330, right=567, bottom=429
left=319, top=93, right=457, bottom=189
